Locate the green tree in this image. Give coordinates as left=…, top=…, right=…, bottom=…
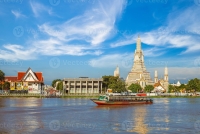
left=179, top=84, right=186, bottom=89
left=194, top=78, right=200, bottom=92
left=102, top=75, right=126, bottom=93
left=109, top=79, right=126, bottom=93
left=177, top=84, right=186, bottom=92
left=185, top=84, right=191, bottom=93
left=3, top=82, right=10, bottom=90
left=168, top=85, right=176, bottom=93
left=187, top=78, right=200, bottom=93
left=0, top=70, right=4, bottom=81
left=174, top=86, right=179, bottom=92
left=102, top=75, right=110, bottom=91
left=56, top=81, right=63, bottom=90
left=144, top=85, right=154, bottom=93
left=128, top=83, right=142, bottom=93
left=107, top=76, right=118, bottom=91
left=52, top=79, right=61, bottom=87
left=0, top=70, right=5, bottom=90
left=116, top=80, right=126, bottom=92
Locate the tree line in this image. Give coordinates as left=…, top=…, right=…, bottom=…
left=102, top=75, right=154, bottom=93
left=169, top=78, right=200, bottom=93
left=102, top=76, right=200, bottom=93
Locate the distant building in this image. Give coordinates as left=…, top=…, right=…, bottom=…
left=63, top=77, right=103, bottom=94
left=114, top=66, right=120, bottom=77
left=171, top=81, right=181, bottom=87
left=126, top=36, right=154, bottom=89
left=4, top=68, right=44, bottom=94
left=113, top=66, right=125, bottom=81
left=153, top=68, right=169, bottom=93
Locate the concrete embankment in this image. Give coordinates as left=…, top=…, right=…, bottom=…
left=0, top=93, right=101, bottom=98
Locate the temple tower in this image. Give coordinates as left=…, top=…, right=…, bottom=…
left=154, top=70, right=158, bottom=83
left=114, top=65, right=120, bottom=77
left=163, top=67, right=169, bottom=92
left=164, top=67, right=168, bottom=81
left=131, top=36, right=146, bottom=72
left=126, top=36, right=154, bottom=88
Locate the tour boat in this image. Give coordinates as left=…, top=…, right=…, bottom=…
left=91, top=94, right=153, bottom=105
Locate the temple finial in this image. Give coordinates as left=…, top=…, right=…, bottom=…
left=136, top=35, right=141, bottom=51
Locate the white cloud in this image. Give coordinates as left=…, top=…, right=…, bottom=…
left=110, top=35, right=136, bottom=48
left=0, top=42, right=103, bottom=61
left=110, top=5, right=200, bottom=54
left=0, top=0, right=126, bottom=61
left=30, top=1, right=53, bottom=17
left=28, top=0, right=126, bottom=57
left=88, top=49, right=167, bottom=69
left=143, top=47, right=166, bottom=57
left=32, top=38, right=104, bottom=56
left=11, top=10, right=26, bottom=19
left=0, top=44, right=37, bottom=61
left=38, top=0, right=126, bottom=46
left=89, top=53, right=133, bottom=68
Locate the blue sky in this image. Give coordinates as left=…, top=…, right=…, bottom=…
left=0, top=0, right=200, bottom=84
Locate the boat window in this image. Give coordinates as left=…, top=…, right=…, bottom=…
left=98, top=96, right=103, bottom=100
left=98, top=96, right=106, bottom=100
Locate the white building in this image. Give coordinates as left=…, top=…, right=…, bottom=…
left=153, top=68, right=169, bottom=93
left=171, top=81, right=181, bottom=87
left=5, top=68, right=44, bottom=94
left=63, top=77, right=103, bottom=94
left=114, top=66, right=120, bottom=77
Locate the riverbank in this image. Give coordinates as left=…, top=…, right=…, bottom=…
left=0, top=94, right=101, bottom=98
left=0, top=94, right=200, bottom=98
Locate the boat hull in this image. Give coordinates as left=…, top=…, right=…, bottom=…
left=91, top=99, right=153, bottom=105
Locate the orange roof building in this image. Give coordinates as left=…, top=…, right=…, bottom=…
left=4, top=68, right=44, bottom=94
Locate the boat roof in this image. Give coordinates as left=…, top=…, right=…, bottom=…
left=101, top=94, right=150, bottom=98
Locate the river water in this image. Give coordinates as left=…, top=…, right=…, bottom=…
left=0, top=98, right=200, bottom=134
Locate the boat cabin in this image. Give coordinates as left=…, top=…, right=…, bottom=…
left=98, top=95, right=109, bottom=101
left=98, top=95, right=152, bottom=102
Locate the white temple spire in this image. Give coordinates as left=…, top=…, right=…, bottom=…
left=136, top=36, right=141, bottom=51
left=164, top=67, right=168, bottom=75
left=114, top=65, right=120, bottom=77
left=164, top=67, right=168, bottom=81
left=155, top=70, right=158, bottom=83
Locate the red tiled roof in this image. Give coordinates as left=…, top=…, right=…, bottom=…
left=16, top=72, right=43, bottom=82
left=34, top=72, right=43, bottom=82
left=5, top=68, right=44, bottom=83
left=17, top=72, right=26, bottom=80
left=4, top=76, right=17, bottom=82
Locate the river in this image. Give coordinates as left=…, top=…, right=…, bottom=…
left=0, top=98, right=200, bottom=134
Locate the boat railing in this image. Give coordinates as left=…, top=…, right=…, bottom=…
left=108, top=95, right=152, bottom=101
